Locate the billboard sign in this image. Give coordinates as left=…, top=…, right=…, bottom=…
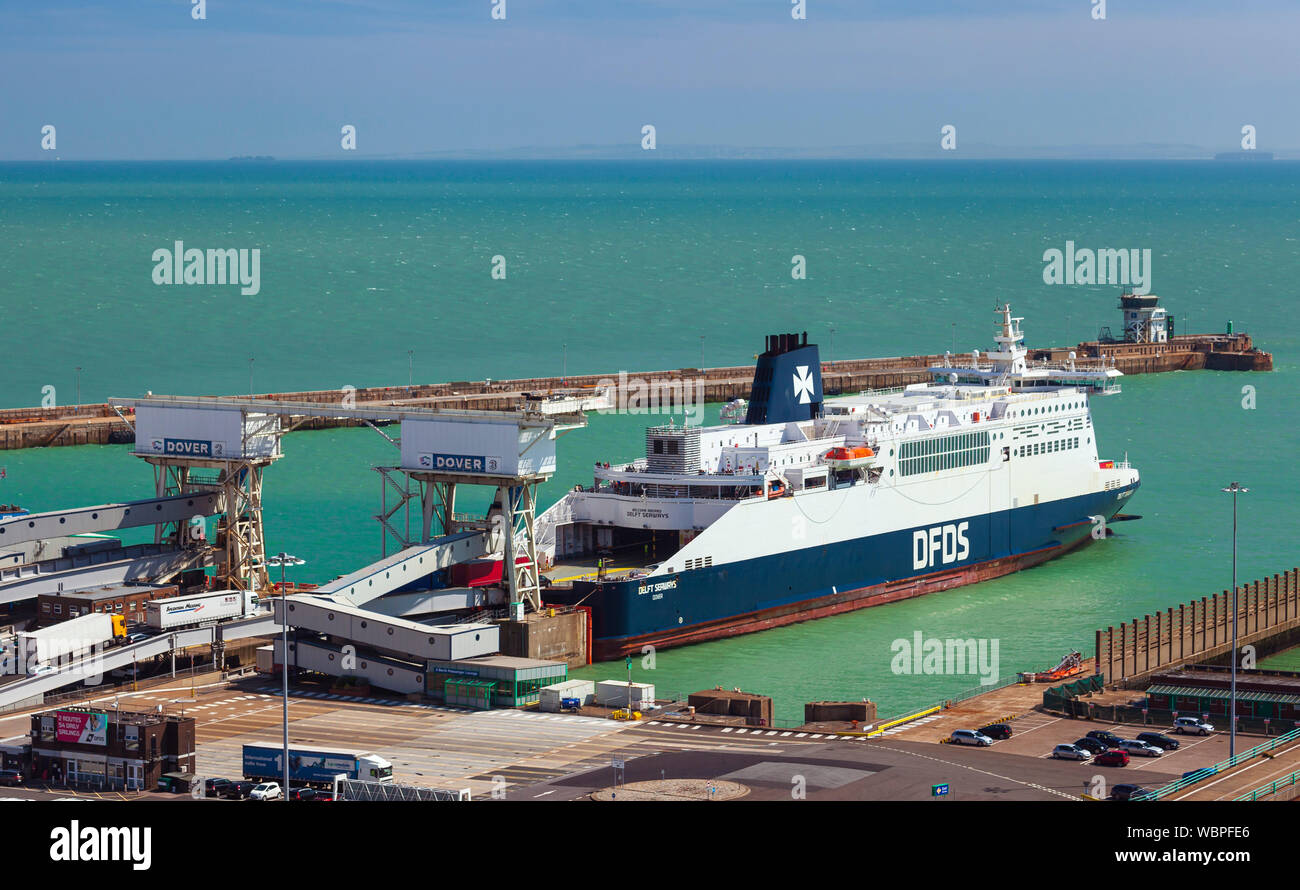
left=56, top=710, right=108, bottom=746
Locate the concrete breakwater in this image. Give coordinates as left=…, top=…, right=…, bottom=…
left=0, top=332, right=1271, bottom=451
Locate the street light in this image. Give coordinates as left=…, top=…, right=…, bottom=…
left=1220, top=482, right=1249, bottom=758
left=699, top=335, right=705, bottom=371
left=408, top=350, right=413, bottom=390
left=74, top=367, right=82, bottom=414
left=267, top=551, right=305, bottom=799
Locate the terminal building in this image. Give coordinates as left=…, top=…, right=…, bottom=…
left=27, top=706, right=196, bottom=791
left=36, top=582, right=179, bottom=627
left=1145, top=666, right=1300, bottom=723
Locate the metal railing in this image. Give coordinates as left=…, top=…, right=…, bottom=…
left=335, top=778, right=470, bottom=801
left=1234, top=769, right=1300, bottom=802
left=1144, top=726, right=1300, bottom=800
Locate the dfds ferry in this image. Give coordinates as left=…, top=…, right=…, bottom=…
left=542, top=306, right=1140, bottom=660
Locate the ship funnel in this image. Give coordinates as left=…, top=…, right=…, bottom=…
left=745, top=332, right=823, bottom=425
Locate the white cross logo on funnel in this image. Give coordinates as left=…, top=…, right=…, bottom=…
left=792, top=365, right=815, bottom=404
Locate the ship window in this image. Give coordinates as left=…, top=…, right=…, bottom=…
left=654, top=440, right=663, bottom=454
left=667, top=441, right=678, bottom=455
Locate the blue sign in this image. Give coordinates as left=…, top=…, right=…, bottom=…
left=932, top=783, right=950, bottom=797
left=163, top=437, right=215, bottom=457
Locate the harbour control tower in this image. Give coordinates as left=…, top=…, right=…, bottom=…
left=1113, top=290, right=1171, bottom=344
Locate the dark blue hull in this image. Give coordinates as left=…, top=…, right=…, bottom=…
left=547, top=482, right=1138, bottom=660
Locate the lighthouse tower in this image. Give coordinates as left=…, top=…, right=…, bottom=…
left=1118, top=289, right=1169, bottom=343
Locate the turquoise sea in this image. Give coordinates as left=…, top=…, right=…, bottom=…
left=1, top=161, right=1297, bottom=724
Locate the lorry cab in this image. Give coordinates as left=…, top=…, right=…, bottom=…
left=359, top=754, right=394, bottom=782
left=110, top=614, right=127, bottom=641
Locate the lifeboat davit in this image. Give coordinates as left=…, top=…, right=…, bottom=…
left=823, top=445, right=876, bottom=469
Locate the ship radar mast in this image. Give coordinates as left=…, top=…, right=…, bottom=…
left=989, top=303, right=1028, bottom=379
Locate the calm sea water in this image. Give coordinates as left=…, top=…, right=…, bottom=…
left=1, top=160, right=1296, bottom=724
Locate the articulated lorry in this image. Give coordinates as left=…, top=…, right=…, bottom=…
left=146, top=589, right=259, bottom=630
left=14, top=613, right=127, bottom=675
left=241, top=743, right=394, bottom=787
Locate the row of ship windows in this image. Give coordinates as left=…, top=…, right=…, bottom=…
left=899, top=447, right=990, bottom=477
left=1017, top=437, right=1082, bottom=458
left=1008, top=401, right=1085, bottom=418
left=899, top=431, right=991, bottom=459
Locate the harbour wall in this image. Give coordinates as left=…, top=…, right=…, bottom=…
left=1096, top=567, right=1300, bottom=687
left=0, top=332, right=1271, bottom=451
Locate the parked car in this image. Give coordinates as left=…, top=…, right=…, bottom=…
left=1174, top=717, right=1214, bottom=736
left=311, top=790, right=336, bottom=802
left=949, top=729, right=994, bottom=747
left=0, top=770, right=22, bottom=787
left=203, top=778, right=232, bottom=797
left=1094, top=750, right=1131, bottom=767
left=221, top=780, right=256, bottom=800
left=1119, top=739, right=1164, bottom=758
left=1136, top=732, right=1180, bottom=751
left=1109, top=783, right=1149, bottom=801
left=249, top=782, right=282, bottom=801
left=979, top=723, right=1013, bottom=740
left=1086, top=730, right=1125, bottom=748
left=287, top=787, right=317, bottom=801
left=1051, top=743, right=1091, bottom=761
left=1074, top=737, right=1108, bottom=755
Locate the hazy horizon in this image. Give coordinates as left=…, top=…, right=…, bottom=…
left=3, top=0, right=1298, bottom=161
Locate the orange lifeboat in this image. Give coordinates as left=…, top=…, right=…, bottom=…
left=823, top=445, right=876, bottom=469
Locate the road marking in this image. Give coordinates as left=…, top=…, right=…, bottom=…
left=875, top=743, right=1077, bottom=800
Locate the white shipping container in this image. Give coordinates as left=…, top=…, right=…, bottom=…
left=255, top=645, right=274, bottom=674
left=539, top=679, right=595, bottom=712
left=17, top=612, right=116, bottom=674
left=134, top=405, right=280, bottom=461
left=146, top=589, right=258, bottom=630
left=594, top=680, right=656, bottom=709
left=399, top=417, right=556, bottom=478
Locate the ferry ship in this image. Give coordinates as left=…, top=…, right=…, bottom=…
left=541, top=306, right=1140, bottom=660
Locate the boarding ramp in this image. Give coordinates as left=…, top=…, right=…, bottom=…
left=0, top=492, right=221, bottom=546
left=361, top=588, right=487, bottom=619
left=0, top=544, right=214, bottom=605
left=0, top=609, right=276, bottom=708
left=272, top=595, right=499, bottom=663
left=311, top=532, right=494, bottom=607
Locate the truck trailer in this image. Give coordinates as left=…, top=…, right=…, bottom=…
left=15, top=613, right=127, bottom=675
left=145, top=589, right=259, bottom=631
left=241, top=743, right=394, bottom=787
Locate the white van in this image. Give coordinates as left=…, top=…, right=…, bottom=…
left=1173, top=716, right=1214, bottom=736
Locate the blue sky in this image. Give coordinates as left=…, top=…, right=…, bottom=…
left=1, top=0, right=1297, bottom=158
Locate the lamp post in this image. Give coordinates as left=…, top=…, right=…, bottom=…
left=267, top=551, right=305, bottom=799
left=408, top=350, right=414, bottom=390
left=828, top=327, right=835, bottom=365
left=74, top=367, right=82, bottom=414
left=699, top=335, right=705, bottom=371
left=248, top=356, right=255, bottom=400
left=1220, top=482, right=1249, bottom=759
